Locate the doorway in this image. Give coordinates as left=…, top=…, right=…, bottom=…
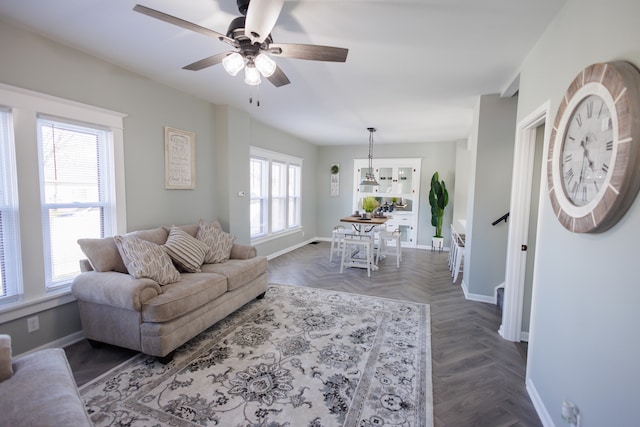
left=499, top=102, right=550, bottom=342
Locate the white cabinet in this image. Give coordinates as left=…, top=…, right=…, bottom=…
left=353, top=158, right=421, bottom=247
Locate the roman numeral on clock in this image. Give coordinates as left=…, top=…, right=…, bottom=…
left=564, top=167, right=575, bottom=183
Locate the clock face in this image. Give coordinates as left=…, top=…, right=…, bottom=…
left=548, top=61, right=640, bottom=233
left=560, top=94, right=613, bottom=207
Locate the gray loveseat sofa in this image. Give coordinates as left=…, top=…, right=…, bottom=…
left=0, top=335, right=92, bottom=426
left=72, top=220, right=267, bottom=361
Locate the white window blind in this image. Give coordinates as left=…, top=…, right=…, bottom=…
left=288, top=164, right=301, bottom=228
left=37, top=116, right=115, bottom=289
left=0, top=107, right=23, bottom=302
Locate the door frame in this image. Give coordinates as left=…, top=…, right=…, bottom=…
left=499, top=101, right=550, bottom=341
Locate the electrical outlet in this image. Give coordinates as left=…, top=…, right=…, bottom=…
left=27, top=316, right=40, bottom=333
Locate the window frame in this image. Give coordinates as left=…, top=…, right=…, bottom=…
left=0, top=83, right=126, bottom=320
left=250, top=147, right=302, bottom=243
left=37, top=116, right=117, bottom=290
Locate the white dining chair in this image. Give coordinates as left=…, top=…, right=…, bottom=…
left=330, top=225, right=356, bottom=262
left=340, top=234, right=375, bottom=277
left=376, top=228, right=402, bottom=268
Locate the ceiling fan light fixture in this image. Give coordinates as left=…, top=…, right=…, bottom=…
left=244, top=64, right=262, bottom=85
left=222, top=52, right=245, bottom=76
left=254, top=53, right=276, bottom=77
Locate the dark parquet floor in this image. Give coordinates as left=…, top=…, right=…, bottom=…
left=65, top=241, right=541, bottom=427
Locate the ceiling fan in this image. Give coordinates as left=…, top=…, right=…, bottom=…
left=133, top=0, right=349, bottom=87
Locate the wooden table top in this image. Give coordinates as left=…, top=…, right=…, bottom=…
left=340, top=215, right=390, bottom=225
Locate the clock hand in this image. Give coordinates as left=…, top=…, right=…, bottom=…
left=583, top=135, right=596, bottom=170
left=574, top=139, right=588, bottom=199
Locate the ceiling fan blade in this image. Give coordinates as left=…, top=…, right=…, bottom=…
left=245, top=0, right=284, bottom=44
left=183, top=52, right=232, bottom=71
left=133, top=4, right=236, bottom=47
left=267, top=65, right=290, bottom=87
left=269, top=43, right=348, bottom=62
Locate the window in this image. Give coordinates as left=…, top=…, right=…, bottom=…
left=250, top=147, right=302, bottom=240
left=37, top=116, right=116, bottom=290
left=0, top=107, right=22, bottom=303
left=0, top=83, right=125, bottom=317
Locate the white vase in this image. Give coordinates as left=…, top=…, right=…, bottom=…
left=432, top=237, right=444, bottom=252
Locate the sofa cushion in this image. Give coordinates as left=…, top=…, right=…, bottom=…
left=197, top=220, right=236, bottom=263
left=77, top=237, right=128, bottom=273
left=114, top=235, right=180, bottom=285
left=142, top=273, right=227, bottom=322
left=200, top=256, right=268, bottom=291
left=163, top=226, right=208, bottom=272
left=0, top=335, right=12, bottom=382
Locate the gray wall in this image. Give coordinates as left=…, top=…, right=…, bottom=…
left=316, top=142, right=458, bottom=246
left=464, top=94, right=518, bottom=297
left=518, top=0, right=640, bottom=424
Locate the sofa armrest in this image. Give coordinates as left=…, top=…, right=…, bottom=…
left=230, top=243, right=257, bottom=260
left=72, top=271, right=163, bottom=312
left=1, top=348, right=92, bottom=426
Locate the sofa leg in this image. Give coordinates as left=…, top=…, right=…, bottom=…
left=157, top=350, right=175, bottom=364
left=256, top=292, right=266, bottom=300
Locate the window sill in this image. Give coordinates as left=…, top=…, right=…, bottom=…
left=251, top=227, right=303, bottom=246
left=0, top=290, right=75, bottom=323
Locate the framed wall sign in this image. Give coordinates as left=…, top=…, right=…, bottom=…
left=330, top=163, right=340, bottom=197
left=164, top=126, right=196, bottom=189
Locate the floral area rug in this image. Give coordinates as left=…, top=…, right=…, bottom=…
left=80, top=284, right=433, bottom=427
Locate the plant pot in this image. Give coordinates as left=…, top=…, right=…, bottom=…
left=432, top=237, right=444, bottom=252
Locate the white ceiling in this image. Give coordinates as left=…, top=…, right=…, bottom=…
left=0, top=0, right=565, bottom=145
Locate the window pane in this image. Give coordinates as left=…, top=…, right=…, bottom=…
left=272, top=162, right=286, bottom=197
left=250, top=199, right=266, bottom=237
left=40, top=122, right=101, bottom=203
left=47, top=207, right=102, bottom=284
left=288, top=165, right=301, bottom=228
left=0, top=108, right=22, bottom=302
left=38, top=118, right=111, bottom=289
left=271, top=198, right=286, bottom=232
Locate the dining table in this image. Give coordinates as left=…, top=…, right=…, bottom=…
left=340, top=215, right=389, bottom=233
left=339, top=215, right=389, bottom=272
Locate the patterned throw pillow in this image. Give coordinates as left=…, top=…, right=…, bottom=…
left=196, top=219, right=236, bottom=264
left=114, top=235, right=180, bottom=285
left=163, top=226, right=208, bottom=272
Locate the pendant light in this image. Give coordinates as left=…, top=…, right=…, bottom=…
left=360, top=127, right=379, bottom=186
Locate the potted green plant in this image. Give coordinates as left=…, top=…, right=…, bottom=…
left=362, top=196, right=379, bottom=218
left=429, top=172, right=449, bottom=250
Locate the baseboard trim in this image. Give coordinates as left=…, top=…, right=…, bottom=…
left=526, top=378, right=554, bottom=426
left=266, top=238, right=317, bottom=260
left=460, top=280, right=495, bottom=304
left=16, top=330, right=85, bottom=357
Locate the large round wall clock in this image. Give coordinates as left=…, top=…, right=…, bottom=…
left=548, top=61, right=640, bottom=233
